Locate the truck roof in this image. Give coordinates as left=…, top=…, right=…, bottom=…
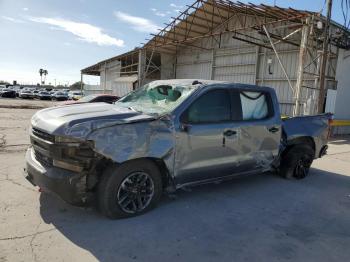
left=151, top=79, right=274, bottom=93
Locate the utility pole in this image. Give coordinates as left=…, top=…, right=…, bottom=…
left=318, top=0, right=332, bottom=113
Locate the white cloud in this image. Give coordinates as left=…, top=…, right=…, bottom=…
left=170, top=3, right=183, bottom=9
left=150, top=7, right=168, bottom=17
left=114, top=11, right=159, bottom=33
left=155, top=12, right=166, bottom=17
left=22, top=7, right=29, bottom=11
left=1, top=16, right=25, bottom=23
left=28, top=17, right=124, bottom=47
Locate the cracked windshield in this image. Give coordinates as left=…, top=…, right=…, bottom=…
left=117, top=82, right=196, bottom=115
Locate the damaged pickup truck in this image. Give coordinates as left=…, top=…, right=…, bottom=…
left=25, top=79, right=331, bottom=218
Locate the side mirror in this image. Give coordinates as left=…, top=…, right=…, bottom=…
left=179, top=111, right=190, bottom=132
left=180, top=123, right=190, bottom=132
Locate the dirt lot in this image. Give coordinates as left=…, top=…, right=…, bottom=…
left=0, top=103, right=350, bottom=262
left=0, top=97, right=58, bottom=109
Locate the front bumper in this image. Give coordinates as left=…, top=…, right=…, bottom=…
left=25, top=147, right=89, bottom=205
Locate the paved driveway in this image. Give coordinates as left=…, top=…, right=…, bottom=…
left=1, top=107, right=350, bottom=262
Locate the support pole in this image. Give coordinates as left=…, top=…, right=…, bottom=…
left=210, top=48, right=215, bottom=80
left=263, top=25, right=294, bottom=92
left=293, top=18, right=310, bottom=116
left=318, top=0, right=332, bottom=113
left=254, top=46, right=260, bottom=85
left=137, top=49, right=143, bottom=88
left=80, top=73, right=83, bottom=94
left=103, top=62, right=107, bottom=93
left=143, top=48, right=155, bottom=82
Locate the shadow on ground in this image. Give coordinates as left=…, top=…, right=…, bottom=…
left=39, top=169, right=350, bottom=262
left=329, top=135, right=350, bottom=145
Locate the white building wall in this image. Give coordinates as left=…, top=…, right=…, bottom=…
left=166, top=12, right=342, bottom=116
left=173, top=32, right=303, bottom=115
left=100, top=60, right=121, bottom=91
left=161, top=53, right=176, bottom=79
left=334, top=49, right=350, bottom=134
left=176, top=50, right=212, bottom=79
left=83, top=84, right=101, bottom=95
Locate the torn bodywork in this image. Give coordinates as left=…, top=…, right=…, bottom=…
left=26, top=103, right=176, bottom=204
left=24, top=80, right=331, bottom=206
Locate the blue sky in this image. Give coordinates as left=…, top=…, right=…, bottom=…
left=0, top=0, right=346, bottom=85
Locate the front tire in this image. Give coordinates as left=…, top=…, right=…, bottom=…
left=280, top=145, right=315, bottom=179
left=98, top=159, right=163, bottom=219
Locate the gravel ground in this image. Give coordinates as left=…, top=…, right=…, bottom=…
left=0, top=105, right=350, bottom=262
left=0, top=97, right=59, bottom=109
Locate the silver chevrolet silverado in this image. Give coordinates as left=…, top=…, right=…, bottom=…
left=25, top=79, right=330, bottom=218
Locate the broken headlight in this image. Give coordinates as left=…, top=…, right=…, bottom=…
left=55, top=135, right=81, bottom=144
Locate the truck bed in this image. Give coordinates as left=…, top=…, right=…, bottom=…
left=282, top=113, right=332, bottom=158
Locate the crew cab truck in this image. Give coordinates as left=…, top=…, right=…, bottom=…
left=25, top=80, right=330, bottom=219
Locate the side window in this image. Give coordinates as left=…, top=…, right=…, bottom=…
left=99, top=97, right=108, bottom=103
left=240, top=91, right=269, bottom=120
left=186, top=89, right=231, bottom=124
left=104, top=97, right=116, bottom=104
left=91, top=97, right=101, bottom=102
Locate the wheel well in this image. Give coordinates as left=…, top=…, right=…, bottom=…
left=145, top=157, right=173, bottom=189
left=93, top=157, right=172, bottom=190
left=284, top=136, right=316, bottom=157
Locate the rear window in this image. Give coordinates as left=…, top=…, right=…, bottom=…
left=240, top=91, right=269, bottom=120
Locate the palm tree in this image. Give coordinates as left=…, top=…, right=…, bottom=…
left=39, top=68, right=43, bottom=84
left=39, top=68, right=48, bottom=85
left=43, top=69, right=48, bottom=84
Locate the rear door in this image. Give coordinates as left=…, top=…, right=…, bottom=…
left=229, top=89, right=282, bottom=171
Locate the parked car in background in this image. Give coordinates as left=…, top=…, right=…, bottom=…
left=15, top=87, right=23, bottom=97
left=19, top=90, right=33, bottom=99
left=0, top=88, right=16, bottom=98
left=25, top=79, right=331, bottom=219
left=52, top=91, right=69, bottom=101
left=68, top=91, right=83, bottom=100
left=32, top=90, right=40, bottom=99
left=64, top=94, right=119, bottom=105
left=37, top=91, right=52, bottom=100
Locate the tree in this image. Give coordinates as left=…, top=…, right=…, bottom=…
left=69, top=81, right=84, bottom=90
left=39, top=68, right=48, bottom=84
left=0, top=80, right=10, bottom=85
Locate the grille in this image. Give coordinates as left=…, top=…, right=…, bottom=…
left=34, top=150, right=53, bottom=167
left=32, top=128, right=54, bottom=143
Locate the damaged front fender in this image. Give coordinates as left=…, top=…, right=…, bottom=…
left=85, top=117, right=176, bottom=176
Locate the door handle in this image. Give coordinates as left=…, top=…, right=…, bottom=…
left=268, top=127, right=280, bottom=133
left=223, top=130, right=237, bottom=136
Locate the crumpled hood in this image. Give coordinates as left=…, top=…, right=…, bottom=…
left=31, top=102, right=155, bottom=138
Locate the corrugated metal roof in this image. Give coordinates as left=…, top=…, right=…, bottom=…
left=143, top=0, right=350, bottom=52
left=81, top=49, right=140, bottom=75
left=143, top=0, right=313, bottom=52
left=81, top=0, right=350, bottom=75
